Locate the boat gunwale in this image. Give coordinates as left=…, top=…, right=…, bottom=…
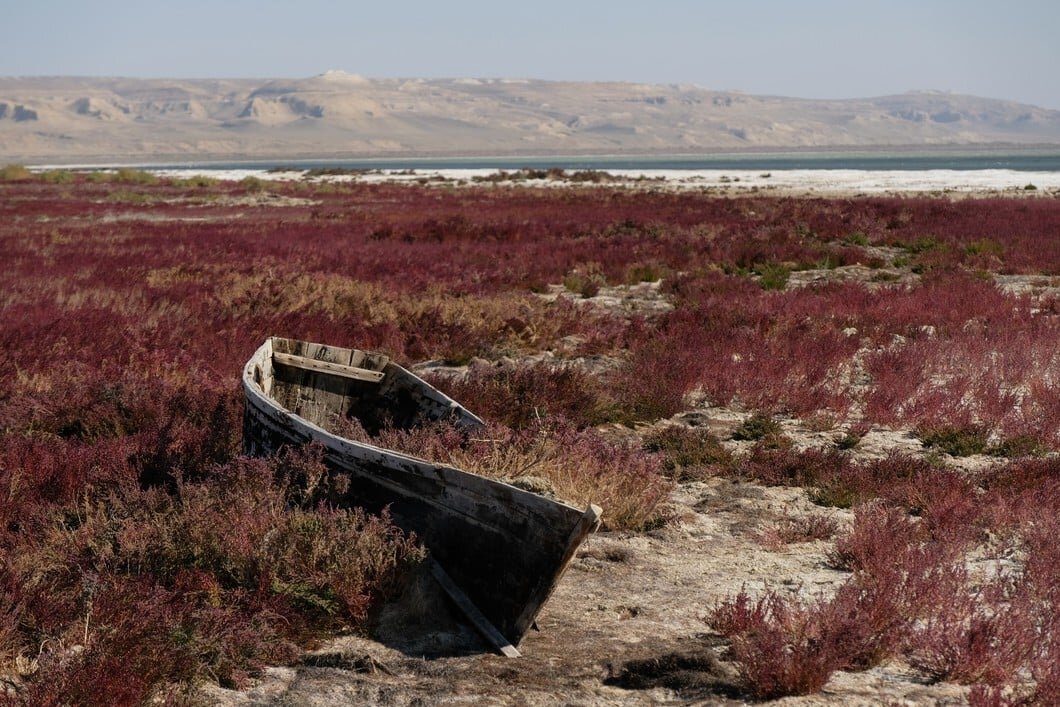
left=241, top=338, right=585, bottom=516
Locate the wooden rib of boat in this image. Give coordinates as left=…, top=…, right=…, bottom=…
left=242, top=337, right=601, bottom=654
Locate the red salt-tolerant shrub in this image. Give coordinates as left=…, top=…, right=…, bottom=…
left=1027, top=634, right=1060, bottom=706
left=1015, top=514, right=1060, bottom=608
left=605, top=337, right=701, bottom=423
left=738, top=445, right=850, bottom=489
left=6, top=180, right=1060, bottom=699
left=827, top=503, right=925, bottom=572
left=897, top=467, right=983, bottom=545
left=755, top=513, right=839, bottom=550
left=710, top=591, right=840, bottom=700
left=979, top=457, right=1060, bottom=496
left=711, top=553, right=971, bottom=690
left=1, top=454, right=423, bottom=700
left=0, top=435, right=134, bottom=530
left=15, top=578, right=203, bottom=707
left=708, top=589, right=767, bottom=638
left=657, top=278, right=861, bottom=416
left=975, top=465, right=1060, bottom=554
left=0, top=569, right=23, bottom=670
left=424, top=359, right=611, bottom=429
left=967, top=685, right=1027, bottom=707
left=906, top=584, right=1035, bottom=686
left=818, top=575, right=911, bottom=670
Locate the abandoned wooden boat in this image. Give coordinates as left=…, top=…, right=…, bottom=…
left=242, top=337, right=601, bottom=654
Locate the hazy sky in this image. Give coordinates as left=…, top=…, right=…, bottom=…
left=5, top=0, right=1059, bottom=108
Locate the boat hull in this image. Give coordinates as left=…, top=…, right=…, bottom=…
left=242, top=338, right=600, bottom=647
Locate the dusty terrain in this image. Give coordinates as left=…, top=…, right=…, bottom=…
left=6, top=173, right=1051, bottom=703
left=198, top=271, right=1053, bottom=707
left=201, top=408, right=973, bottom=706
left=3, top=74, right=1060, bottom=162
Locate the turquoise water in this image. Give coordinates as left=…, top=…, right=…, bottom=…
left=149, top=150, right=1060, bottom=172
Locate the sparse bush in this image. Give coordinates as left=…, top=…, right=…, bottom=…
left=40, top=169, right=75, bottom=184
left=239, top=175, right=266, bottom=192
left=755, top=262, right=790, bottom=290
left=710, top=591, right=840, bottom=699
left=731, top=413, right=780, bottom=442
left=834, top=432, right=861, bottom=450
left=642, top=425, right=732, bottom=480
left=113, top=168, right=159, bottom=185
left=917, top=424, right=990, bottom=456
left=755, top=514, right=838, bottom=549
left=172, top=175, right=219, bottom=188
left=625, top=261, right=668, bottom=284
left=425, top=359, right=610, bottom=429
left=987, top=434, right=1046, bottom=458
left=563, top=264, right=607, bottom=298
left=0, top=164, right=32, bottom=181
left=731, top=413, right=785, bottom=443
left=740, top=445, right=848, bottom=489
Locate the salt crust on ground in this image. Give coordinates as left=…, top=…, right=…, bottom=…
left=32, top=164, right=1060, bottom=196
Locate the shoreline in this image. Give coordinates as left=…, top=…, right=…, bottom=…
left=138, top=166, right=1060, bottom=197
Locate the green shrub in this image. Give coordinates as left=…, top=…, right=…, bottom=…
left=563, top=265, right=606, bottom=298
left=755, top=262, right=790, bottom=290
left=0, top=163, right=32, bottom=181
left=625, top=262, right=668, bottom=284
left=987, top=434, right=1046, bottom=458
left=643, top=425, right=732, bottom=481
left=40, top=169, right=75, bottom=184
left=964, top=239, right=1004, bottom=257
left=834, top=433, right=862, bottom=450
left=173, top=175, right=219, bottom=188
left=239, top=175, right=267, bottom=192
left=114, top=168, right=159, bottom=185
left=733, top=409, right=784, bottom=443
left=904, top=236, right=942, bottom=254
left=916, top=425, right=989, bottom=457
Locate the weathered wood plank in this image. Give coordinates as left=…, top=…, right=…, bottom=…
left=273, top=352, right=385, bottom=383
left=296, top=343, right=349, bottom=427
left=428, top=559, right=521, bottom=658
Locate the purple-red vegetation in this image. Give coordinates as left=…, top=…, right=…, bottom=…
left=709, top=591, right=839, bottom=700
left=754, top=513, right=838, bottom=549
left=423, top=359, right=610, bottom=428
left=4, top=174, right=1060, bottom=699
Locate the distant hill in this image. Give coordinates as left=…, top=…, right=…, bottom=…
left=2, top=73, right=1059, bottom=163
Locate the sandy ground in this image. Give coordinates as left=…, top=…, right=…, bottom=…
left=159, top=187, right=1052, bottom=705
left=198, top=275, right=1048, bottom=705
left=201, top=405, right=975, bottom=706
